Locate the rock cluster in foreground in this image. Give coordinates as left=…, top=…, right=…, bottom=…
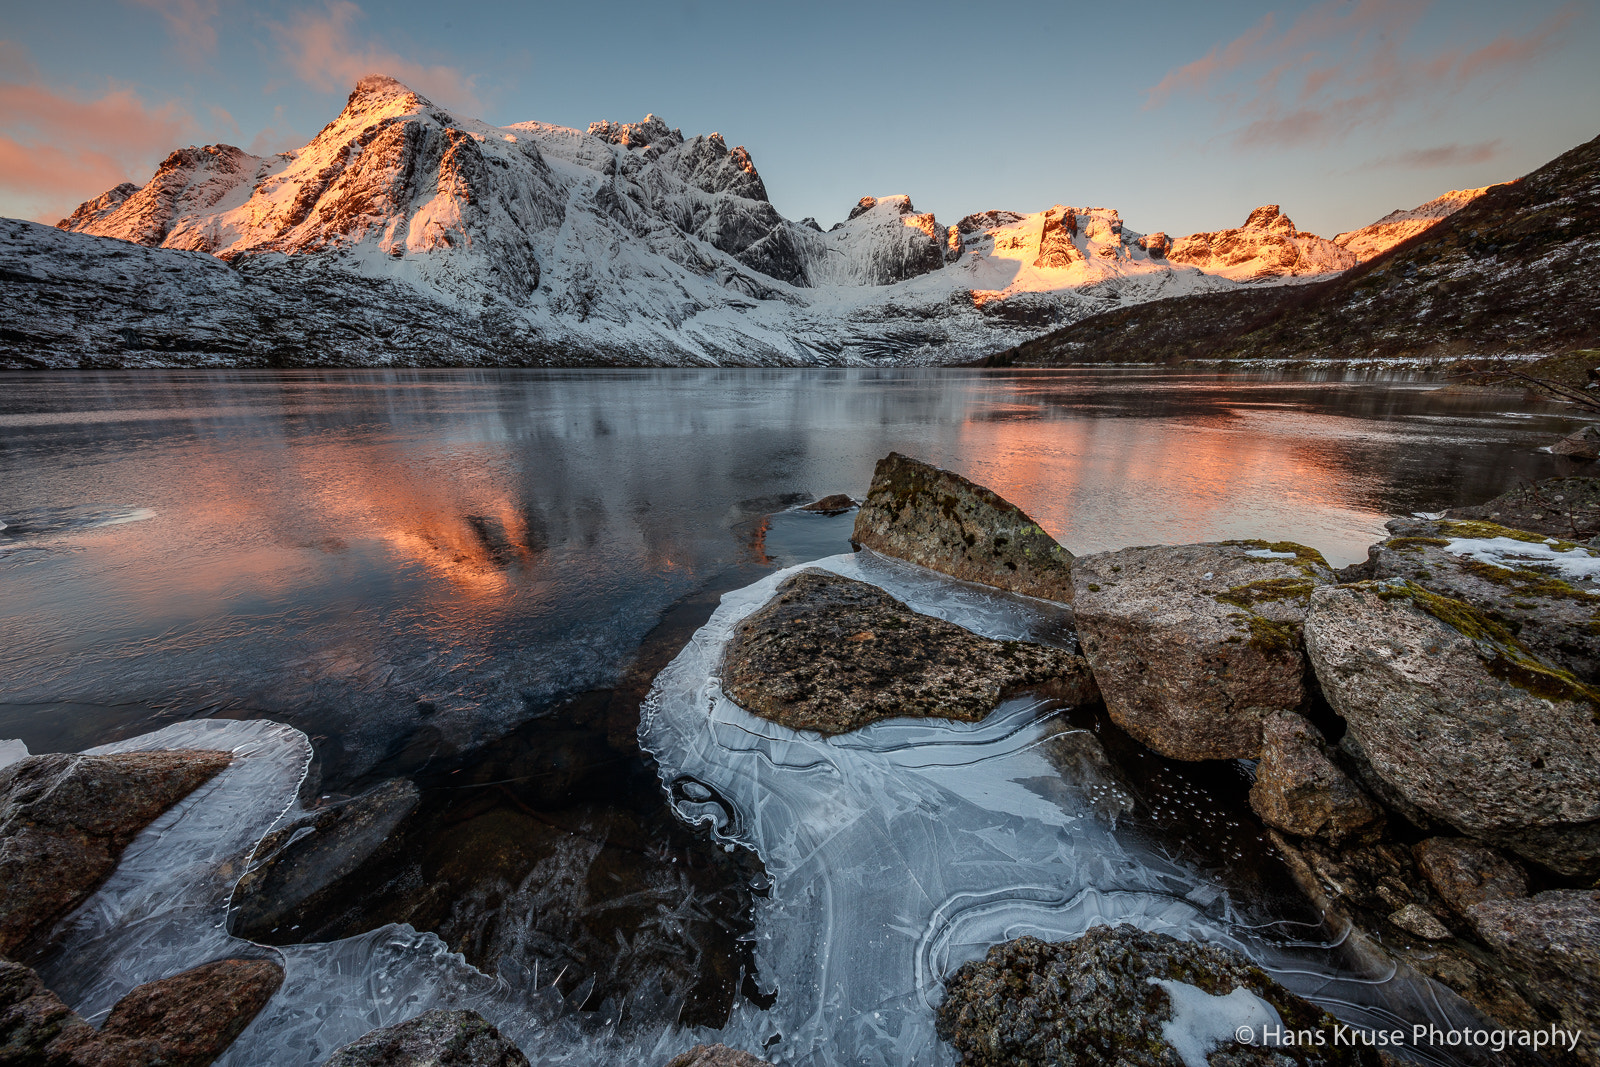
left=937, top=925, right=1384, bottom=1066
left=722, top=569, right=1095, bottom=733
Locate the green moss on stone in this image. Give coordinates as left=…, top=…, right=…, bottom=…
left=1455, top=557, right=1600, bottom=605
left=1228, top=612, right=1298, bottom=656
left=1215, top=576, right=1317, bottom=609
left=1435, top=520, right=1553, bottom=544
left=1386, top=537, right=1451, bottom=551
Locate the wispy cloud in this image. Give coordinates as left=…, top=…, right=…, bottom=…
left=0, top=52, right=199, bottom=219
left=270, top=2, right=482, bottom=113
left=124, top=0, right=221, bottom=58
left=1370, top=140, right=1503, bottom=169
left=1145, top=1, right=1576, bottom=151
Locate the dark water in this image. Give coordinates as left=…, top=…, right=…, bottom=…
left=0, top=366, right=1584, bottom=1025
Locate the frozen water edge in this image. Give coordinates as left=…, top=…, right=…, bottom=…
left=641, top=550, right=1499, bottom=1066
left=27, top=554, right=1500, bottom=1066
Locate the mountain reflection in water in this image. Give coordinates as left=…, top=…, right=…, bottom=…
left=0, top=366, right=1582, bottom=1034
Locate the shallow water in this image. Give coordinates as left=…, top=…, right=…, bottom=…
left=0, top=367, right=1582, bottom=1062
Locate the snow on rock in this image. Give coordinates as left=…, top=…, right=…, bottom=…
left=26, top=74, right=1396, bottom=369
left=1334, top=187, right=1495, bottom=262
left=1168, top=205, right=1358, bottom=280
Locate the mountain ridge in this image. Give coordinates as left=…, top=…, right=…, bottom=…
left=0, top=74, right=1512, bottom=370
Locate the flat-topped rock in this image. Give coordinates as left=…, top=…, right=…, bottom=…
left=0, top=749, right=232, bottom=958
left=1071, top=540, right=1335, bottom=760
left=937, top=924, right=1385, bottom=1066
left=721, top=570, right=1095, bottom=734
left=1361, top=516, right=1600, bottom=683
left=851, top=452, right=1074, bottom=602
left=1305, top=579, right=1600, bottom=876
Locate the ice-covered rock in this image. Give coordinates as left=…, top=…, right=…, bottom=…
left=0, top=749, right=233, bottom=958
left=850, top=452, right=1075, bottom=602
left=1071, top=541, right=1335, bottom=761
left=1305, top=580, right=1600, bottom=875
left=663, top=1044, right=775, bottom=1067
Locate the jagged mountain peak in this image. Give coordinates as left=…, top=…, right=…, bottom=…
left=587, top=114, right=682, bottom=149
left=349, top=73, right=428, bottom=108
left=1241, top=204, right=1296, bottom=233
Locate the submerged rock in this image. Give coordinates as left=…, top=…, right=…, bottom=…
left=936, top=925, right=1383, bottom=1066
left=0, top=749, right=232, bottom=958
left=1304, top=579, right=1600, bottom=876
left=664, top=1045, right=776, bottom=1067
left=1360, top=517, right=1600, bottom=683
left=1248, top=712, right=1382, bottom=843
left=1071, top=541, right=1334, bottom=761
left=229, top=777, right=419, bottom=940
left=851, top=452, right=1074, bottom=602
left=722, top=570, right=1095, bottom=733
left=1412, top=838, right=1529, bottom=919
left=321, top=1008, right=528, bottom=1067
left=1444, top=475, right=1600, bottom=541
left=799, top=493, right=856, bottom=515
left=1467, top=890, right=1600, bottom=1063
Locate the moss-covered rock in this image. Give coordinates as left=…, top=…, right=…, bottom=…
left=1070, top=541, right=1335, bottom=761
left=851, top=452, right=1074, bottom=602
left=1304, top=580, right=1600, bottom=876
left=936, top=925, right=1384, bottom=1066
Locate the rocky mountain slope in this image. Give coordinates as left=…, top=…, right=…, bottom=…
left=1, top=74, right=1497, bottom=369
left=1333, top=187, right=1494, bottom=262
left=986, top=134, right=1600, bottom=366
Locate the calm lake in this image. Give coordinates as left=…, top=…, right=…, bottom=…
left=0, top=367, right=1584, bottom=1057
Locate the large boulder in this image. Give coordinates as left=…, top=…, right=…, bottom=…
left=1550, top=424, right=1600, bottom=460
left=936, top=925, right=1384, bottom=1066
left=1071, top=541, right=1335, bottom=760
left=1467, top=890, right=1600, bottom=1064
left=721, top=570, right=1095, bottom=734
left=1444, top=476, right=1600, bottom=541
left=1360, top=517, right=1600, bottom=683
left=1304, top=579, right=1600, bottom=875
left=0, top=750, right=232, bottom=958
left=1248, top=712, right=1382, bottom=843
left=230, top=777, right=419, bottom=940
left=851, top=452, right=1074, bottom=602
left=321, top=1008, right=528, bottom=1067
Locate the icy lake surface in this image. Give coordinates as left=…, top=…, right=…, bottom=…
left=0, top=367, right=1583, bottom=1064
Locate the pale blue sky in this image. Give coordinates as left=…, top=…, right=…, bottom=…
left=3, top=0, right=1596, bottom=238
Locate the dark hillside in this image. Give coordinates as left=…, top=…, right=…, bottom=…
left=987, top=134, right=1600, bottom=366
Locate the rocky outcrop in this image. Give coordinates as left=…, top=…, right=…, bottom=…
left=799, top=493, right=856, bottom=515
left=1168, top=205, right=1357, bottom=280
left=1070, top=541, right=1334, bottom=761
left=229, top=778, right=419, bottom=940
left=1412, top=838, right=1528, bottom=919
left=1552, top=425, right=1600, bottom=460
left=1136, top=231, right=1170, bottom=258
left=721, top=570, right=1095, bottom=734
left=1033, top=208, right=1082, bottom=269
left=851, top=452, right=1074, bottom=602
left=1445, top=476, right=1600, bottom=541
left=937, top=925, right=1383, bottom=1066
left=1467, top=890, right=1600, bottom=1063
left=1357, top=517, right=1600, bottom=684
left=1304, top=580, right=1600, bottom=875
left=664, top=1045, right=776, bottom=1067
left=0, top=956, right=281, bottom=1067
left=1248, top=712, right=1382, bottom=842
left=321, top=1008, right=528, bottom=1067
left=0, top=750, right=232, bottom=958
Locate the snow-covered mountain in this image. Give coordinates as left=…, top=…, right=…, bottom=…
left=1332, top=187, right=1495, bottom=262
left=3, top=74, right=1476, bottom=369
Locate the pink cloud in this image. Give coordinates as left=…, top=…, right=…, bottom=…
left=1143, top=2, right=1574, bottom=150
left=124, top=0, right=221, bottom=58
left=271, top=2, right=482, bottom=113
left=1370, top=140, right=1504, bottom=168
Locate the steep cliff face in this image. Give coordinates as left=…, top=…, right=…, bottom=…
left=1167, top=205, right=1358, bottom=279
left=1333, top=187, right=1494, bottom=262
left=19, top=73, right=1499, bottom=370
